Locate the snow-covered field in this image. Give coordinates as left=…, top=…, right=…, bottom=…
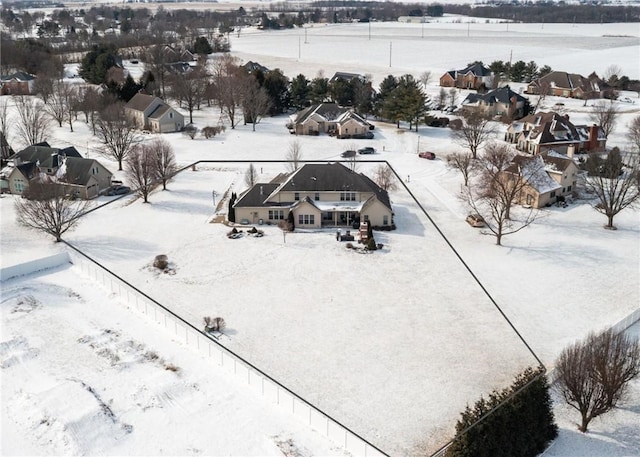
left=2, top=19, right=640, bottom=457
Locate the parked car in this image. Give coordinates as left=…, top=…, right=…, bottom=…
left=418, top=151, right=436, bottom=160
left=466, top=214, right=485, bottom=227
left=107, top=185, right=131, bottom=196
left=357, top=147, right=376, bottom=155
left=341, top=150, right=357, bottom=158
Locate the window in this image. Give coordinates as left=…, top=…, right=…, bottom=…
left=383, top=215, right=389, bottom=225
left=294, top=192, right=300, bottom=201
left=169, top=112, right=173, bottom=119
left=550, top=191, right=556, bottom=198
left=298, top=214, right=315, bottom=225
left=363, top=215, right=369, bottom=222
left=340, top=192, right=356, bottom=201
left=568, top=185, right=572, bottom=192
left=268, top=210, right=284, bottom=220
left=315, top=192, right=320, bottom=201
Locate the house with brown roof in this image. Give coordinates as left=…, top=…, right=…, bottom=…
left=461, top=86, right=530, bottom=120
left=439, top=63, right=493, bottom=90
left=288, top=103, right=373, bottom=138
left=527, top=71, right=600, bottom=99
left=125, top=93, right=184, bottom=133
left=505, top=112, right=606, bottom=155
left=541, top=151, right=579, bottom=197
left=233, top=162, right=393, bottom=229
left=0, top=71, right=36, bottom=95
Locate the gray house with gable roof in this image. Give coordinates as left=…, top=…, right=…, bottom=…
left=233, top=162, right=393, bottom=229
left=461, top=86, right=530, bottom=120
left=125, top=93, right=184, bottom=133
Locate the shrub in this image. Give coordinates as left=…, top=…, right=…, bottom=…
left=248, top=226, right=258, bottom=233
left=182, top=124, right=198, bottom=139
left=366, top=237, right=377, bottom=250
left=202, top=125, right=226, bottom=139
left=446, top=367, right=557, bottom=457
left=345, top=242, right=354, bottom=249
left=153, top=255, right=168, bottom=270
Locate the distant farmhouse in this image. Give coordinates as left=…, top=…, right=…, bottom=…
left=242, top=61, right=270, bottom=75
left=1, top=142, right=113, bottom=199
left=288, top=103, right=373, bottom=138
left=0, top=71, right=36, bottom=95
left=233, top=162, right=393, bottom=229
left=125, top=93, right=184, bottom=133
left=461, top=86, right=529, bottom=120
left=439, top=62, right=493, bottom=90
left=505, top=111, right=606, bottom=155
left=527, top=71, right=600, bottom=99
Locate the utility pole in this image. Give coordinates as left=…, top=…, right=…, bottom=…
left=368, top=20, right=371, bottom=40
left=298, top=36, right=301, bottom=60
left=389, top=41, right=392, bottom=67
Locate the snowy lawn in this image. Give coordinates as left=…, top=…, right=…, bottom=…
left=2, top=18, right=640, bottom=456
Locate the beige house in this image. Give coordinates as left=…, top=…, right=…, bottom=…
left=125, top=93, right=184, bottom=133
left=541, top=152, right=579, bottom=197
left=233, top=163, right=393, bottom=229
left=507, top=155, right=563, bottom=208
left=288, top=103, right=373, bottom=138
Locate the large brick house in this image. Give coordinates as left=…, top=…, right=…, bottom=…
left=439, top=63, right=493, bottom=90
left=0, top=71, right=36, bottom=95
left=233, top=162, right=393, bottom=229
left=505, top=112, right=606, bottom=155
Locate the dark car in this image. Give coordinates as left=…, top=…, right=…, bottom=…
left=341, top=150, right=356, bottom=158
left=357, top=147, right=376, bottom=155
left=107, top=185, right=131, bottom=196
left=418, top=151, right=436, bottom=160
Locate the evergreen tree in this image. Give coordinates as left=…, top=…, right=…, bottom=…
left=374, top=75, right=398, bottom=118
left=287, top=210, right=295, bottom=231
left=290, top=74, right=311, bottom=110
left=79, top=44, right=119, bottom=85
left=309, top=76, right=329, bottom=104
left=446, top=367, right=557, bottom=457
left=262, top=69, right=290, bottom=115
left=228, top=192, right=237, bottom=222
left=193, top=36, right=213, bottom=55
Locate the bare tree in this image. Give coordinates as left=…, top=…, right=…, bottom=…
left=170, top=67, right=208, bottom=124
left=628, top=115, right=640, bottom=152
left=583, top=149, right=639, bottom=229
left=149, top=138, right=177, bottom=190
left=77, top=86, right=101, bottom=134
left=44, top=80, right=77, bottom=131
left=554, top=328, right=640, bottom=433
left=145, top=44, right=169, bottom=98
left=96, top=102, right=141, bottom=171
left=13, top=96, right=51, bottom=147
left=437, top=87, right=447, bottom=111
left=603, top=64, right=623, bottom=85
left=447, top=152, right=475, bottom=186
left=373, top=164, right=398, bottom=191
left=0, top=98, right=12, bottom=160
left=589, top=100, right=619, bottom=138
left=533, top=81, right=551, bottom=112
left=244, top=163, right=257, bottom=188
left=242, top=77, right=272, bottom=131
left=419, top=70, right=431, bottom=90
left=465, top=143, right=540, bottom=245
left=126, top=145, right=156, bottom=203
left=211, top=54, right=244, bottom=129
left=451, top=110, right=496, bottom=159
left=285, top=139, right=303, bottom=172
left=15, top=181, right=89, bottom=242
left=448, top=87, right=459, bottom=109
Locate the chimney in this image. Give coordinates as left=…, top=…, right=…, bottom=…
left=589, top=124, right=599, bottom=151
left=260, top=185, right=263, bottom=195
left=567, top=144, right=575, bottom=158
